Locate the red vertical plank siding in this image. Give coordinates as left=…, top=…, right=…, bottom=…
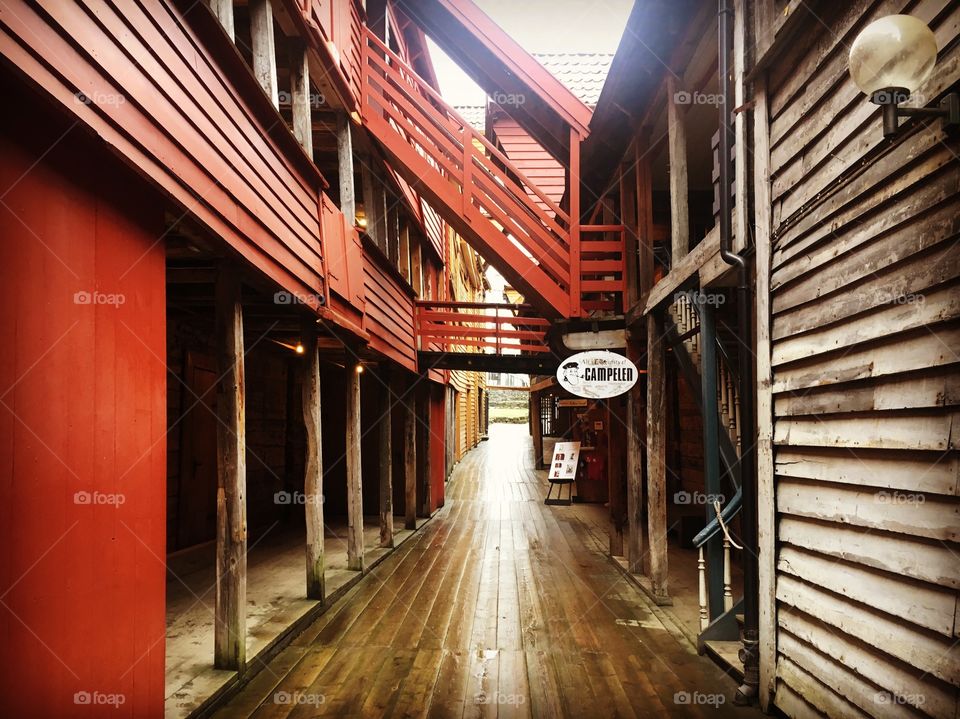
left=491, top=117, right=565, bottom=216
left=430, top=386, right=446, bottom=509
left=0, top=86, right=166, bottom=717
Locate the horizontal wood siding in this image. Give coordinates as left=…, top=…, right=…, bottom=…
left=764, top=1, right=960, bottom=716
left=0, top=0, right=326, bottom=304
left=491, top=117, right=565, bottom=217
left=362, top=243, right=416, bottom=371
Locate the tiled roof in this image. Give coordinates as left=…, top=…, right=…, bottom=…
left=454, top=105, right=486, bottom=134
left=533, top=53, right=614, bottom=107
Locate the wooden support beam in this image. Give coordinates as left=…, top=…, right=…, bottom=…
left=569, top=128, right=582, bottom=316
left=214, top=267, right=247, bottom=671
left=378, top=368, right=394, bottom=548
left=620, top=161, right=639, bottom=308
left=608, top=393, right=626, bottom=557
left=250, top=0, right=279, bottom=108
left=733, top=0, right=749, bottom=254
left=398, top=220, right=411, bottom=283
left=337, top=113, right=356, bottom=226
left=417, top=385, right=432, bottom=518
left=301, top=320, right=324, bottom=600
left=209, top=0, right=235, bottom=41
left=360, top=163, right=386, bottom=250
left=531, top=391, right=543, bottom=469
left=635, top=136, right=655, bottom=299
left=626, top=330, right=645, bottom=573
left=699, top=301, right=724, bottom=618
left=411, top=234, right=423, bottom=297
left=646, top=311, right=669, bottom=601
left=666, top=76, right=689, bottom=265
left=345, top=360, right=364, bottom=571
left=289, top=41, right=313, bottom=158
left=403, top=389, right=417, bottom=530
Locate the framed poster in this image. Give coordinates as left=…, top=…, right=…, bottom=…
left=549, top=441, right=581, bottom=482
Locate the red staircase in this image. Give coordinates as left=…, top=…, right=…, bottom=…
left=361, top=27, right=578, bottom=318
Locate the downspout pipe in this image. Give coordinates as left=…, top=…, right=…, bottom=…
left=717, top=0, right=760, bottom=705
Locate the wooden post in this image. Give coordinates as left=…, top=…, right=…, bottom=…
left=337, top=113, right=356, bottom=226
left=569, top=128, right=581, bottom=316
left=530, top=390, right=543, bottom=470
left=666, top=76, right=689, bottom=264
left=403, top=389, right=417, bottom=530
left=635, top=136, right=654, bottom=298
left=214, top=267, right=247, bottom=671
left=398, top=220, right=411, bottom=282
left=646, top=311, right=669, bottom=601
left=626, top=330, right=645, bottom=572
left=378, top=367, right=394, bottom=548
left=360, top=164, right=386, bottom=249
left=417, top=385, right=432, bottom=518
left=345, top=360, right=364, bottom=571
left=301, top=320, right=324, bottom=600
left=249, top=0, right=279, bottom=108
left=608, top=394, right=625, bottom=557
left=209, top=0, right=235, bottom=41
left=699, top=300, right=724, bottom=618
left=289, top=41, right=313, bottom=158
left=411, top=234, right=423, bottom=297
left=753, top=73, right=777, bottom=713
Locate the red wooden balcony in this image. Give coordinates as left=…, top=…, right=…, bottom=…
left=416, top=301, right=552, bottom=355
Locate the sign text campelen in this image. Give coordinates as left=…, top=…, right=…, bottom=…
left=556, top=350, right=640, bottom=399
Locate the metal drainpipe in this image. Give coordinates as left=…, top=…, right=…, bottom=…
left=718, top=0, right=760, bottom=704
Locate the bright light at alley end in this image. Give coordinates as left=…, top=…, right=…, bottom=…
left=557, top=350, right=639, bottom=400
left=848, top=15, right=959, bottom=138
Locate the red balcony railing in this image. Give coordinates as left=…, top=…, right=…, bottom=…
left=415, top=301, right=552, bottom=355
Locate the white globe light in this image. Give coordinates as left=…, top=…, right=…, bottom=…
left=849, top=15, right=938, bottom=96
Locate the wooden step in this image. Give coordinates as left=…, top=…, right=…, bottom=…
left=703, top=640, right=744, bottom=683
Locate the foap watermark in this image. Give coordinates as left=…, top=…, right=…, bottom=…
left=74, top=490, right=126, bottom=506
left=492, top=91, right=526, bottom=107
left=273, top=690, right=325, bottom=706
left=74, top=290, right=125, bottom=307
left=74, top=690, right=126, bottom=708
left=678, top=289, right=726, bottom=307
left=278, top=89, right=326, bottom=109
left=673, top=89, right=724, bottom=107
left=674, top=491, right=724, bottom=506
left=274, top=290, right=324, bottom=306
left=475, top=691, right=526, bottom=706
left=74, top=90, right=126, bottom=107
left=274, top=490, right=324, bottom=506
left=876, top=490, right=925, bottom=506
left=674, top=691, right=726, bottom=707
left=874, top=691, right=926, bottom=707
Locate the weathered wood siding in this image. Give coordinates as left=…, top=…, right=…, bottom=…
left=0, top=0, right=326, bottom=305
left=762, top=1, right=960, bottom=716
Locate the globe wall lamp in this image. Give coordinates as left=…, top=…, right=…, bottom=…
left=849, top=14, right=959, bottom=138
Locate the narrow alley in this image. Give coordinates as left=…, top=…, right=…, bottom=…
left=212, top=425, right=746, bottom=718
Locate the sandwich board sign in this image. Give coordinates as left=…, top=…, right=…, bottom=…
left=557, top=350, right=639, bottom=399
left=549, top=441, right=580, bottom=482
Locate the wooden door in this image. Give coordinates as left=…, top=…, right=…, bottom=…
left=176, top=351, right=218, bottom=550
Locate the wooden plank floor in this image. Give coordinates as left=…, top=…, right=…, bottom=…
left=212, top=425, right=754, bottom=718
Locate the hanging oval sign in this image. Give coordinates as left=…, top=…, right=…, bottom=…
left=556, top=350, right=639, bottom=399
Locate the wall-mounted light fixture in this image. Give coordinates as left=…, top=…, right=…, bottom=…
left=849, top=14, right=959, bottom=138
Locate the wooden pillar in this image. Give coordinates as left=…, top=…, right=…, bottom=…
left=568, top=128, right=581, bottom=315
left=635, top=136, right=654, bottom=298
left=398, top=221, right=411, bottom=282
left=626, top=331, right=645, bottom=572
left=646, top=311, right=669, bottom=601
left=699, top=300, right=724, bottom=617
left=403, top=389, right=417, bottom=530
left=378, top=368, right=394, bottom=548
left=666, top=76, right=689, bottom=264
left=345, top=360, right=364, bottom=571
left=411, top=235, right=423, bottom=297
left=214, top=268, right=247, bottom=670
left=361, top=164, right=386, bottom=249
left=289, top=41, right=313, bottom=158
left=417, top=385, right=432, bottom=518
left=607, top=394, right=626, bottom=557
left=301, top=320, right=324, bottom=600
left=249, top=0, right=279, bottom=108
left=209, top=0, right=235, bottom=41
left=337, top=113, right=356, bottom=226
left=530, top=390, right=543, bottom=470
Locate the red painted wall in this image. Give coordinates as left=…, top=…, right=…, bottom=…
left=0, top=80, right=167, bottom=717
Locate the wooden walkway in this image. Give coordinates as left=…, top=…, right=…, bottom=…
left=212, top=425, right=752, bottom=718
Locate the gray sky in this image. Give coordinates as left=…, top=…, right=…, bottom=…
left=428, top=0, right=633, bottom=106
